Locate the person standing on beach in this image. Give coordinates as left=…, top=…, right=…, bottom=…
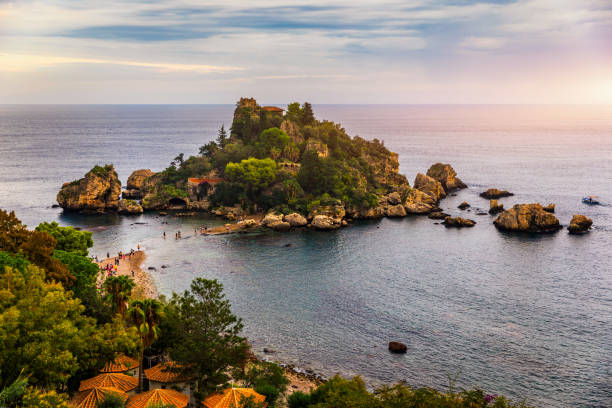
left=163, top=231, right=166, bottom=239
left=131, top=270, right=134, bottom=277
left=137, top=244, right=140, bottom=250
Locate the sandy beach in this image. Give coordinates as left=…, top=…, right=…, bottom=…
left=97, top=250, right=157, bottom=299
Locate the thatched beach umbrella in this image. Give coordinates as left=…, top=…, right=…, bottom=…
left=202, top=387, right=266, bottom=408
left=100, top=354, right=140, bottom=373
left=71, top=386, right=127, bottom=408
left=127, top=389, right=189, bottom=408
left=78, top=373, right=138, bottom=393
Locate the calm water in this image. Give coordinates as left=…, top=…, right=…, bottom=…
left=1, top=105, right=611, bottom=407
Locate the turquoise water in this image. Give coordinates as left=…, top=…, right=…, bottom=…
left=0, top=105, right=610, bottom=407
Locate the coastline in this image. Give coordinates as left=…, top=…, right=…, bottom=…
left=97, top=250, right=157, bottom=299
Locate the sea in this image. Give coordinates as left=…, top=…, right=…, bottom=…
left=0, top=104, right=610, bottom=407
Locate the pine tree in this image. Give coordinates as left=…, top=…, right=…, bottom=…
left=216, top=124, right=228, bottom=148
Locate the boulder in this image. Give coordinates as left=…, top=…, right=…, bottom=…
left=57, top=164, right=121, bottom=213
left=308, top=204, right=346, bottom=221
left=458, top=201, right=470, bottom=210
left=311, top=215, right=340, bottom=230
left=126, top=169, right=154, bottom=190
left=442, top=216, right=476, bottom=228
left=238, top=219, right=258, bottom=228
left=269, top=221, right=292, bottom=231
left=353, top=205, right=385, bottom=219
left=386, top=204, right=407, bottom=217
left=284, top=213, right=308, bottom=227
left=414, top=173, right=445, bottom=202
left=118, top=199, right=143, bottom=214
left=426, top=163, right=467, bottom=192
left=428, top=211, right=449, bottom=220
left=388, top=341, right=407, bottom=354
left=494, top=203, right=561, bottom=233
left=480, top=188, right=514, bottom=199
left=386, top=192, right=402, bottom=205
left=262, top=213, right=283, bottom=226
left=489, top=199, right=504, bottom=215
left=403, top=189, right=437, bottom=214
left=568, top=214, right=592, bottom=234
left=543, top=203, right=555, bottom=213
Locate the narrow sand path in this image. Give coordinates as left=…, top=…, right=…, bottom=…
left=97, top=250, right=157, bottom=299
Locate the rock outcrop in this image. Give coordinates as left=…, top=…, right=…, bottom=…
left=123, top=169, right=154, bottom=199
left=403, top=189, right=438, bottom=214
left=489, top=199, right=504, bottom=215
left=458, top=201, right=470, bottom=210
left=414, top=173, right=445, bottom=202
left=543, top=203, right=555, bottom=213
left=493, top=203, right=561, bottom=233
left=442, top=217, right=476, bottom=228
left=57, top=165, right=121, bottom=213
left=386, top=204, right=407, bottom=217
left=284, top=213, right=308, bottom=227
left=568, top=214, right=592, bottom=234
left=426, top=163, right=467, bottom=192
left=480, top=188, right=513, bottom=199
left=388, top=341, right=407, bottom=354
left=311, top=215, right=340, bottom=230
left=117, top=199, right=143, bottom=214
left=262, top=213, right=283, bottom=226
left=269, top=221, right=292, bottom=231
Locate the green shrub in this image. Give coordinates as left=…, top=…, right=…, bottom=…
left=287, top=391, right=311, bottom=408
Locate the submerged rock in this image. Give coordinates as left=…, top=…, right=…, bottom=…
left=458, top=201, right=470, bottom=210
left=568, top=214, right=592, bottom=234
left=543, top=203, right=555, bottom=213
left=118, top=199, right=143, bottom=214
left=426, top=163, right=467, bottom=192
left=428, top=211, right=449, bottom=220
left=494, top=203, right=561, bottom=233
left=480, top=188, right=514, bottom=199
left=488, top=199, right=504, bottom=215
left=284, top=213, right=308, bottom=227
left=442, top=216, right=476, bottom=228
left=388, top=341, right=407, bottom=354
left=57, top=164, right=121, bottom=213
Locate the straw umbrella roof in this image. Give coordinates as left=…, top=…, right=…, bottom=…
left=79, top=372, right=138, bottom=393
left=144, top=361, right=192, bottom=383
left=100, top=354, right=140, bottom=373
left=71, top=387, right=128, bottom=408
left=127, top=389, right=189, bottom=408
left=202, top=388, right=266, bottom=408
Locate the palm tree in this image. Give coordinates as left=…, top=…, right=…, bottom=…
left=104, top=276, right=135, bottom=318
left=127, top=299, right=164, bottom=392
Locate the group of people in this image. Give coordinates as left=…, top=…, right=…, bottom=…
left=98, top=246, right=140, bottom=279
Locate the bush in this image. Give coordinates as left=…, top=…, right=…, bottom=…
left=96, top=392, right=126, bottom=408
left=254, top=383, right=280, bottom=406
left=287, top=391, right=311, bottom=408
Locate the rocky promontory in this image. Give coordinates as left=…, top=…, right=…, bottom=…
left=123, top=169, right=155, bottom=199
left=493, top=203, right=561, bottom=233
left=57, top=165, right=121, bottom=213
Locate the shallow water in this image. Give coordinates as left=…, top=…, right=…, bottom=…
left=0, top=105, right=610, bottom=407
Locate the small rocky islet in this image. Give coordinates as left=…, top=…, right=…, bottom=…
left=56, top=97, right=593, bottom=235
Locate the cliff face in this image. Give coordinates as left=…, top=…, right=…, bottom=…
left=57, top=165, right=121, bottom=213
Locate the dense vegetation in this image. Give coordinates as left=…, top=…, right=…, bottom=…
left=143, top=98, right=409, bottom=213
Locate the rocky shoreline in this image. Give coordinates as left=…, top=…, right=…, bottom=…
left=58, top=162, right=594, bottom=236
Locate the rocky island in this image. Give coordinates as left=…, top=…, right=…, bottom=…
left=57, top=98, right=468, bottom=229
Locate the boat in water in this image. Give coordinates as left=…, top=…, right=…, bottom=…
left=582, top=196, right=600, bottom=205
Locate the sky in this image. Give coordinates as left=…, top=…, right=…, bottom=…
left=0, top=0, right=611, bottom=104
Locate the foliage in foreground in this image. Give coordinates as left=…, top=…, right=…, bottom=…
left=287, top=376, right=533, bottom=408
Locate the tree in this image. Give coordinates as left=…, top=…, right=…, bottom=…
left=0, top=210, right=74, bottom=286
left=256, top=127, right=290, bottom=158
left=104, top=276, right=135, bottom=318
left=199, top=141, right=219, bottom=158
left=167, top=278, right=248, bottom=398
left=0, top=264, right=136, bottom=391
left=35, top=222, right=93, bottom=256
left=171, top=153, right=185, bottom=168
left=216, top=124, right=229, bottom=148
left=240, top=361, right=289, bottom=406
left=127, top=299, right=164, bottom=392
left=301, top=102, right=315, bottom=126
left=225, top=158, right=277, bottom=200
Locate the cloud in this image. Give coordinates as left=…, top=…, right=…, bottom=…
left=0, top=53, right=242, bottom=73
left=60, top=25, right=216, bottom=41
left=460, top=36, right=506, bottom=50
